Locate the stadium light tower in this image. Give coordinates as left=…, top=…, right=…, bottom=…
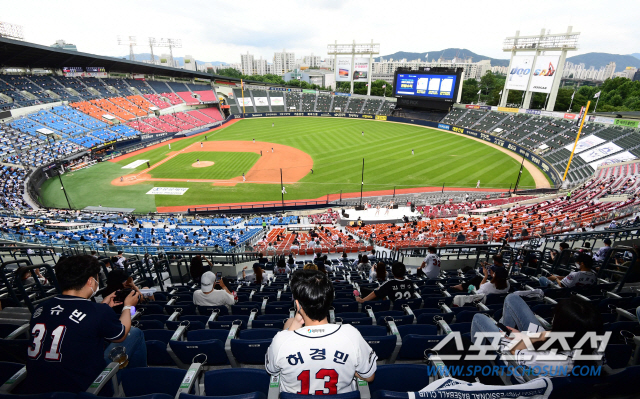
left=0, top=21, right=25, bottom=40
left=148, top=37, right=157, bottom=64
left=500, top=26, right=579, bottom=111
left=117, top=35, right=138, bottom=61
left=156, top=38, right=182, bottom=67
left=327, top=40, right=379, bottom=95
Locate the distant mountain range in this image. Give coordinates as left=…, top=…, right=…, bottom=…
left=375, top=48, right=640, bottom=73
left=115, top=53, right=228, bottom=67
left=566, top=53, right=640, bottom=72
left=374, top=48, right=510, bottom=67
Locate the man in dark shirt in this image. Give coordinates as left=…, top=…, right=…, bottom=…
left=356, top=262, right=415, bottom=302
left=23, top=255, right=144, bottom=394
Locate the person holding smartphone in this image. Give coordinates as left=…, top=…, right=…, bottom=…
left=23, top=255, right=145, bottom=394
left=193, top=271, right=235, bottom=306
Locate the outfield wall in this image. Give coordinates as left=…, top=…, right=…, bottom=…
left=231, top=112, right=562, bottom=188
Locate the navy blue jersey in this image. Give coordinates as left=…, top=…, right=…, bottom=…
left=24, top=295, right=125, bottom=393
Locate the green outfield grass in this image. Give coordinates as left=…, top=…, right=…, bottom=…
left=39, top=117, right=548, bottom=213
left=150, top=152, right=260, bottom=180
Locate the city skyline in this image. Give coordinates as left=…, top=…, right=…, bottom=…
left=2, top=0, right=638, bottom=65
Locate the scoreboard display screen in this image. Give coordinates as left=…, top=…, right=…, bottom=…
left=394, top=72, right=458, bottom=100
left=62, top=67, right=83, bottom=73
left=85, top=67, right=106, bottom=72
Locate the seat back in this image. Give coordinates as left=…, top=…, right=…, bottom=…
left=363, top=335, right=397, bottom=361
left=397, top=335, right=446, bottom=360
left=367, top=365, right=431, bottom=395
left=203, top=369, right=270, bottom=396
left=396, top=325, right=437, bottom=339
left=120, top=367, right=186, bottom=396
left=169, top=339, right=229, bottom=366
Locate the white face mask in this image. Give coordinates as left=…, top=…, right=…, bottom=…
left=89, top=277, right=99, bottom=298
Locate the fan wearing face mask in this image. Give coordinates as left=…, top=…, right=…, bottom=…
left=22, top=255, right=145, bottom=394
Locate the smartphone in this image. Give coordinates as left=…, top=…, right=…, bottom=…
left=216, top=272, right=222, bottom=280
left=496, top=322, right=511, bottom=337
left=114, top=288, right=133, bottom=303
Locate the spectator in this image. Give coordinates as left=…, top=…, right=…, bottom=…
left=242, top=264, right=265, bottom=284
left=550, top=242, right=572, bottom=265
left=357, top=255, right=371, bottom=272
left=476, top=265, right=510, bottom=295
left=274, top=258, right=291, bottom=274
left=265, top=270, right=376, bottom=393
left=593, top=238, right=612, bottom=262
left=24, top=255, right=144, bottom=394
left=456, top=231, right=466, bottom=242
left=15, top=266, right=47, bottom=285
left=451, top=255, right=504, bottom=292
left=303, top=263, right=318, bottom=271
left=539, top=252, right=596, bottom=288
left=100, top=269, right=154, bottom=312
left=193, top=272, right=235, bottom=306
left=369, top=261, right=387, bottom=284
left=417, top=246, right=441, bottom=279
left=471, top=294, right=604, bottom=383
left=356, top=261, right=414, bottom=302
left=190, top=255, right=212, bottom=282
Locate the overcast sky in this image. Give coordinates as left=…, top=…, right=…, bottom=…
left=3, top=0, right=638, bottom=64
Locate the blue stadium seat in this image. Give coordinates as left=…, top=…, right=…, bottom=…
left=252, top=319, right=285, bottom=329
left=392, top=298, right=423, bottom=311
left=367, top=365, right=431, bottom=395
left=203, top=369, right=270, bottom=397
left=180, top=393, right=265, bottom=399
left=396, top=325, right=437, bottom=339
left=137, top=320, right=165, bottom=330
left=355, top=325, right=387, bottom=337
left=169, top=340, right=229, bottom=367
left=281, top=392, right=360, bottom=399
left=239, top=329, right=280, bottom=340
left=0, top=361, right=24, bottom=384
left=0, top=394, right=76, bottom=399
left=231, top=303, right=261, bottom=315
left=332, top=301, right=359, bottom=313
left=397, top=335, right=446, bottom=361
left=120, top=368, right=187, bottom=396
left=197, top=305, right=230, bottom=316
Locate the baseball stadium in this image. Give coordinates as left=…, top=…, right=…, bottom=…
left=0, top=5, right=639, bottom=399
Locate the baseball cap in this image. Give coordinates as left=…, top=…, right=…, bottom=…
left=490, top=265, right=508, bottom=279
left=200, top=271, right=217, bottom=292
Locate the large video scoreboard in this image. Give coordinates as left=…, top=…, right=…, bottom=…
left=393, top=68, right=462, bottom=104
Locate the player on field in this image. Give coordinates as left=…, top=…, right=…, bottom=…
left=476, top=180, right=481, bottom=188
left=266, top=270, right=376, bottom=393
left=356, top=261, right=414, bottom=302
left=23, top=255, right=144, bottom=393
left=417, top=246, right=440, bottom=279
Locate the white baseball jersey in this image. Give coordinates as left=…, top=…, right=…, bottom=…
left=422, top=253, right=441, bottom=279
left=265, top=324, right=377, bottom=394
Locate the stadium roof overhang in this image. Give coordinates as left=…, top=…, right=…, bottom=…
left=0, top=37, right=240, bottom=82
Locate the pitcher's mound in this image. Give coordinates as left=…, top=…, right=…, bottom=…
left=192, top=161, right=214, bottom=168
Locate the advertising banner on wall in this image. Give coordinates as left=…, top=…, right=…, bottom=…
left=563, top=135, right=606, bottom=154
left=353, top=58, right=369, bottom=81
left=239, top=98, right=253, bottom=106
left=578, top=142, right=623, bottom=162
left=270, top=97, right=284, bottom=105
left=506, top=55, right=534, bottom=91
left=589, top=151, right=636, bottom=170
left=254, top=97, right=268, bottom=106
left=529, top=55, right=560, bottom=93
left=335, top=57, right=352, bottom=82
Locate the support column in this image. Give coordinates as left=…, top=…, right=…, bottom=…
left=522, top=28, right=546, bottom=109
left=350, top=40, right=356, bottom=94
left=546, top=27, right=573, bottom=111
left=367, top=39, right=373, bottom=96
left=499, top=30, right=520, bottom=107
